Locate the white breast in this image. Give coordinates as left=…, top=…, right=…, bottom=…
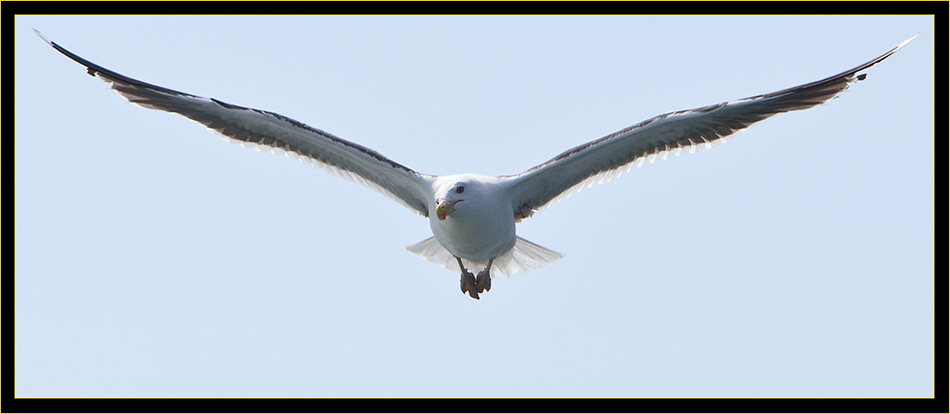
left=428, top=174, right=517, bottom=263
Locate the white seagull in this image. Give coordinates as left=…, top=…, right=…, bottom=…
left=37, top=30, right=915, bottom=299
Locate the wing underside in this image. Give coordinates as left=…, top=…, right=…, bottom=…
left=36, top=30, right=433, bottom=217
left=506, top=35, right=916, bottom=221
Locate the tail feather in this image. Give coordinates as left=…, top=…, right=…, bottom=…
left=406, top=236, right=563, bottom=277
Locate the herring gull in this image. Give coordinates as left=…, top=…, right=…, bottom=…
left=36, top=30, right=915, bottom=299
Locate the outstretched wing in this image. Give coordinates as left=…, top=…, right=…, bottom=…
left=36, top=30, right=434, bottom=217
left=505, top=36, right=916, bottom=221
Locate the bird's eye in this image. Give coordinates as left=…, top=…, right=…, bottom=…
left=456, top=186, right=464, bottom=194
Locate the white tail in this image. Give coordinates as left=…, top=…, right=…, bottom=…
left=406, top=236, right=564, bottom=277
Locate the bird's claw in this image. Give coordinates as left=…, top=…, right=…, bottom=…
left=460, top=271, right=479, bottom=299
left=475, top=269, right=491, bottom=293
left=457, top=257, right=492, bottom=300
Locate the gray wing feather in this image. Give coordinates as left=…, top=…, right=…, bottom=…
left=37, top=30, right=433, bottom=217
left=506, top=36, right=915, bottom=221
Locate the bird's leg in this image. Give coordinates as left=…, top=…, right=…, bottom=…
left=456, top=256, right=479, bottom=300
left=475, top=259, right=493, bottom=293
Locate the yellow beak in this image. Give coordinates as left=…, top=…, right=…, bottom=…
left=436, top=199, right=462, bottom=221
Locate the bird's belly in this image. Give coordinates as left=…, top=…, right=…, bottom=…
left=430, top=214, right=515, bottom=263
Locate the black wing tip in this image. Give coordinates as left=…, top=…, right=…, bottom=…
left=35, top=29, right=97, bottom=72
left=34, top=29, right=70, bottom=57
left=846, top=35, right=916, bottom=83
left=36, top=30, right=205, bottom=99
left=33, top=28, right=52, bottom=45
left=899, top=33, right=919, bottom=49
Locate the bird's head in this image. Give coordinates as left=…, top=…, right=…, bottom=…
left=435, top=183, right=466, bottom=221
left=432, top=174, right=503, bottom=222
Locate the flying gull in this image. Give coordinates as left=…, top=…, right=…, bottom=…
left=36, top=30, right=915, bottom=299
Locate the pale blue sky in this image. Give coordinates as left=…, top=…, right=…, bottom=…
left=15, top=15, right=933, bottom=398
